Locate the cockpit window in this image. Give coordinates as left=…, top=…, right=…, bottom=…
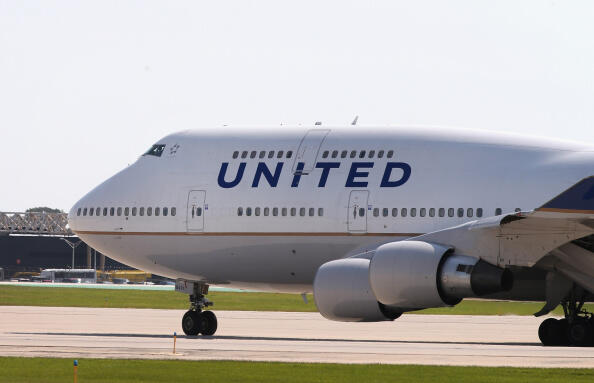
left=144, top=144, right=166, bottom=157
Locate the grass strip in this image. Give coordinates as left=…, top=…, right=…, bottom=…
left=1, top=285, right=592, bottom=315
left=1, top=358, right=593, bottom=383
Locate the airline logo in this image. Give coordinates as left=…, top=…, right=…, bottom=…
left=217, top=161, right=412, bottom=188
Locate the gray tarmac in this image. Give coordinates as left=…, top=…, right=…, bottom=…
left=1, top=306, right=594, bottom=367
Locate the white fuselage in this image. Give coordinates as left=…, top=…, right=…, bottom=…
left=69, top=126, right=594, bottom=292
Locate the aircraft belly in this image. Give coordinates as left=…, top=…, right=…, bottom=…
left=79, top=234, right=397, bottom=293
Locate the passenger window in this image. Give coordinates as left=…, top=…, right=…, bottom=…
left=495, top=208, right=502, bottom=215
left=467, top=208, right=473, bottom=218
left=139, top=207, right=144, bottom=216
left=132, top=207, right=137, bottom=216
left=429, top=208, right=435, bottom=217
left=439, top=208, right=445, bottom=217
left=277, top=151, right=284, bottom=158
left=117, top=207, right=122, bottom=216
left=392, top=208, right=398, bottom=217
left=264, top=207, right=269, bottom=216
left=124, top=207, right=129, bottom=216
left=300, top=207, right=306, bottom=216
left=359, top=208, right=365, bottom=217
left=246, top=207, right=252, bottom=216
left=268, top=151, right=274, bottom=159
left=110, top=208, right=115, bottom=216
left=341, top=150, right=347, bottom=158
left=411, top=208, right=417, bottom=217
left=255, top=207, right=260, bottom=216
left=286, top=151, right=293, bottom=159
left=241, top=151, right=248, bottom=159
left=196, top=208, right=202, bottom=216
left=420, top=208, right=426, bottom=217
left=291, top=208, right=296, bottom=216
left=378, top=150, right=384, bottom=158
left=369, top=150, right=375, bottom=158
left=477, top=208, right=483, bottom=218
left=322, top=151, right=329, bottom=159
left=309, top=208, right=315, bottom=216
left=163, top=207, right=168, bottom=216
left=147, top=207, right=152, bottom=216
left=83, top=208, right=87, bottom=216
left=282, top=208, right=287, bottom=216
left=448, top=208, right=454, bottom=217
left=171, top=207, right=176, bottom=216
left=232, top=151, right=239, bottom=159
left=387, top=150, right=394, bottom=158
left=401, top=208, right=408, bottom=217
left=457, top=208, right=464, bottom=218
left=382, top=208, right=388, bottom=217
left=373, top=208, right=379, bottom=217
left=250, top=151, right=257, bottom=159
left=103, top=208, right=108, bottom=216
left=258, top=151, right=265, bottom=159
left=318, top=208, right=324, bottom=216
left=359, top=150, right=366, bottom=158
left=77, top=208, right=81, bottom=216
left=350, top=150, right=357, bottom=158
left=238, top=207, right=243, bottom=216
left=89, top=208, right=94, bottom=216
left=95, top=207, right=100, bottom=216
left=155, top=207, right=160, bottom=216
left=331, top=150, right=338, bottom=158
left=273, top=207, right=278, bottom=216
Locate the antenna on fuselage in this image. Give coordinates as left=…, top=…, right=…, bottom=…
left=351, top=116, right=359, bottom=125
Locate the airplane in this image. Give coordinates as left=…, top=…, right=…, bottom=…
left=68, top=126, right=594, bottom=346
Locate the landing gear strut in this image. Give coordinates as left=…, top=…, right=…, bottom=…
left=176, top=280, right=218, bottom=336
left=538, top=285, right=593, bottom=347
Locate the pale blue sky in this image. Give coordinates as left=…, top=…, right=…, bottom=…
left=1, top=1, right=593, bottom=211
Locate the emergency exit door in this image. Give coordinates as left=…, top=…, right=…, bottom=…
left=187, top=190, right=206, bottom=232
left=348, top=190, right=369, bottom=233
left=292, top=129, right=330, bottom=175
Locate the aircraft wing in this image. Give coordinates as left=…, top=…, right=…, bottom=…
left=411, top=176, right=594, bottom=295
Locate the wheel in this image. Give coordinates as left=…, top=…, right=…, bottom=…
left=200, top=311, right=218, bottom=336
left=538, top=318, right=558, bottom=346
left=567, top=319, right=593, bottom=347
left=182, top=310, right=201, bottom=336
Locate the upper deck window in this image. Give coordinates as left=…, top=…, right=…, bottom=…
left=144, top=144, right=166, bottom=157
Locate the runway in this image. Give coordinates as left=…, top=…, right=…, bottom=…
left=2, top=306, right=594, bottom=368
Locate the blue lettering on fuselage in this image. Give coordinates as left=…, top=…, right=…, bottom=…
left=217, top=161, right=411, bottom=188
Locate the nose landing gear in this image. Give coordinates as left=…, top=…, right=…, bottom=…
left=176, top=280, right=218, bottom=336
left=538, top=286, right=594, bottom=347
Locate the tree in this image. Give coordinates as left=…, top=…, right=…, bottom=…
left=26, top=207, right=64, bottom=213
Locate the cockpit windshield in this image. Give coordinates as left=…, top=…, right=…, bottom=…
left=144, top=144, right=166, bottom=157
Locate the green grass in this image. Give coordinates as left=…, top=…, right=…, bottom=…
left=1, top=285, right=592, bottom=315
left=0, top=358, right=593, bottom=383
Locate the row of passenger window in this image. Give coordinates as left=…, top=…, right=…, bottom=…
left=238, top=207, right=324, bottom=217
left=233, top=150, right=293, bottom=159
left=322, top=149, right=394, bottom=159
left=77, top=206, right=177, bottom=217
left=369, top=207, right=516, bottom=218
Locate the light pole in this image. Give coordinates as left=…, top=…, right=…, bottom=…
left=60, top=238, right=81, bottom=269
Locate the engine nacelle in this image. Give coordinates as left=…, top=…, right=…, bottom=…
left=370, top=241, right=513, bottom=311
left=313, top=258, right=401, bottom=322
left=314, top=241, right=514, bottom=322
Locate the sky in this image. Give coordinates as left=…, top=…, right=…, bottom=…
left=1, top=1, right=593, bottom=212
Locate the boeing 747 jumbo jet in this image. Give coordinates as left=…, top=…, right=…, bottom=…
left=68, top=126, right=594, bottom=346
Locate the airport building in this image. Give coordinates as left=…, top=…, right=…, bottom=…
left=0, top=211, right=126, bottom=278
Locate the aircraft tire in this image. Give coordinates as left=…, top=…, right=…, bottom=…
left=182, top=310, right=201, bottom=336
left=200, top=311, right=218, bottom=336
left=567, top=319, right=593, bottom=347
left=538, top=318, right=559, bottom=346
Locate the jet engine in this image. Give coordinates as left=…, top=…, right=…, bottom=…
left=313, top=241, right=513, bottom=322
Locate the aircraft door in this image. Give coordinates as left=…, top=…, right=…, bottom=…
left=348, top=190, right=369, bottom=233
left=292, top=129, right=330, bottom=175
left=187, top=190, right=206, bottom=232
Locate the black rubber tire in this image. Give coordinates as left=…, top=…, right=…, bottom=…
left=538, top=318, right=558, bottom=346
left=200, top=311, right=218, bottom=336
left=568, top=320, right=593, bottom=347
left=182, top=310, right=201, bottom=336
